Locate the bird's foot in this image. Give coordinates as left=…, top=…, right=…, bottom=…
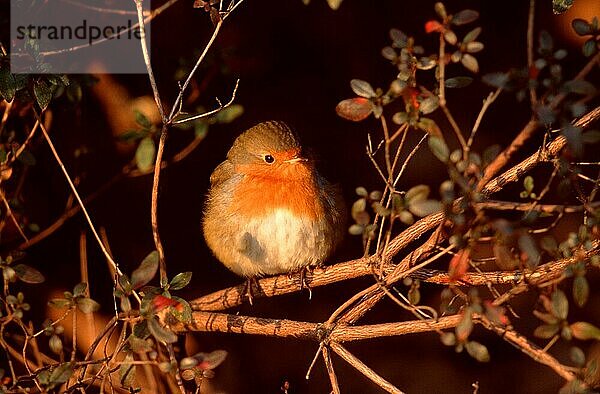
left=243, top=277, right=259, bottom=306
left=298, top=266, right=315, bottom=300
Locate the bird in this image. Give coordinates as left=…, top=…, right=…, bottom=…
left=202, top=121, right=344, bottom=302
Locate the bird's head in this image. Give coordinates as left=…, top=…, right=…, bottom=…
left=228, top=121, right=312, bottom=181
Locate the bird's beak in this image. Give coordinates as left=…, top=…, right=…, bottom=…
left=284, top=156, right=307, bottom=164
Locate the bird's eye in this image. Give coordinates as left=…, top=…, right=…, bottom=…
left=264, top=154, right=275, bottom=164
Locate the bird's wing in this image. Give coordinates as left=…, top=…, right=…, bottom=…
left=209, top=160, right=235, bottom=187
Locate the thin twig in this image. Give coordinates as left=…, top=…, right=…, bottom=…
left=437, top=32, right=467, bottom=151
left=168, top=20, right=224, bottom=121
left=478, top=315, right=575, bottom=382
left=466, top=88, right=502, bottom=152
left=0, top=189, right=28, bottom=242
left=322, top=345, right=341, bottom=394
left=330, top=342, right=404, bottom=394
left=479, top=53, right=600, bottom=188
left=151, top=127, right=169, bottom=285
left=527, top=0, right=537, bottom=108
left=35, top=112, right=124, bottom=278
left=134, top=0, right=165, bottom=122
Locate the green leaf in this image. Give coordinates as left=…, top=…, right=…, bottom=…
left=13, top=264, right=45, bottom=284
left=120, top=296, right=132, bottom=313
left=523, top=175, right=534, bottom=192
left=118, top=275, right=133, bottom=294
left=570, top=322, right=600, bottom=340
left=73, top=282, right=87, bottom=297
left=419, top=96, right=439, bottom=114
left=147, top=317, right=178, bottom=344
left=418, top=118, right=442, bottom=136
left=215, top=104, right=244, bottom=124
left=552, top=0, right=574, bottom=14
left=131, top=251, right=159, bottom=289
left=48, top=298, right=72, bottom=309
left=119, top=353, right=136, bottom=388
left=371, top=202, right=391, bottom=217
left=392, top=111, right=409, bottom=125
left=551, top=289, right=569, bottom=320
left=118, top=130, right=148, bottom=142
left=559, top=379, right=588, bottom=394
left=440, top=332, right=456, bottom=346
left=465, top=340, right=490, bottom=362
left=133, top=320, right=150, bottom=339
left=582, top=130, right=600, bottom=144
left=134, top=110, right=152, bottom=129
left=0, top=67, right=17, bottom=102
left=434, top=2, right=447, bottom=19
left=445, top=76, right=473, bottom=89
left=195, top=122, right=209, bottom=139
left=49, top=362, right=74, bottom=386
left=405, top=185, right=430, bottom=204
left=326, top=0, right=343, bottom=10
left=169, top=272, right=192, bottom=290
left=390, top=28, right=408, bottom=48
left=452, top=10, right=479, bottom=25
left=408, top=200, right=443, bottom=217
left=463, top=27, right=482, bottom=43
left=534, top=324, right=560, bottom=339
left=33, top=80, right=54, bottom=110
left=76, top=297, right=100, bottom=313
left=444, top=30, right=458, bottom=45
left=135, top=137, right=156, bottom=172
left=582, top=39, right=597, bottom=57
left=563, top=80, right=597, bottom=96
left=398, top=210, right=414, bottom=225
left=570, top=346, right=586, bottom=367
left=381, top=46, right=396, bottom=60
left=571, top=18, right=593, bottom=36
left=49, top=334, right=63, bottom=355
left=573, top=276, right=589, bottom=307
left=461, top=54, right=479, bottom=73
left=170, top=296, right=192, bottom=323
left=482, top=72, right=509, bottom=88
left=348, top=224, right=364, bottom=235
left=355, top=186, right=368, bottom=197
left=455, top=311, right=473, bottom=342
left=428, top=136, right=449, bottom=162
left=466, top=42, right=484, bottom=53
left=350, top=79, right=376, bottom=98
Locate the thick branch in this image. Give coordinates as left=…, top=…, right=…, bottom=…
left=190, top=256, right=377, bottom=311
left=173, top=311, right=461, bottom=343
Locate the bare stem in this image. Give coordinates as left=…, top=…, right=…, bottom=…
left=527, top=0, right=537, bottom=108
left=134, top=0, right=165, bottom=122
left=330, top=342, right=404, bottom=394
left=35, top=112, right=124, bottom=277
left=168, top=20, right=224, bottom=122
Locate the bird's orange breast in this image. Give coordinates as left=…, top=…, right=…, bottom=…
left=232, top=163, right=323, bottom=219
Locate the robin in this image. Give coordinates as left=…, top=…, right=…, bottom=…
left=203, top=121, right=344, bottom=301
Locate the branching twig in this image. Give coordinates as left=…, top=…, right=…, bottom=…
left=477, top=315, right=576, bottom=382
left=330, top=342, right=404, bottom=394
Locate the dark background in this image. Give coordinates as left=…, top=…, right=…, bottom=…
left=12, top=0, right=600, bottom=392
